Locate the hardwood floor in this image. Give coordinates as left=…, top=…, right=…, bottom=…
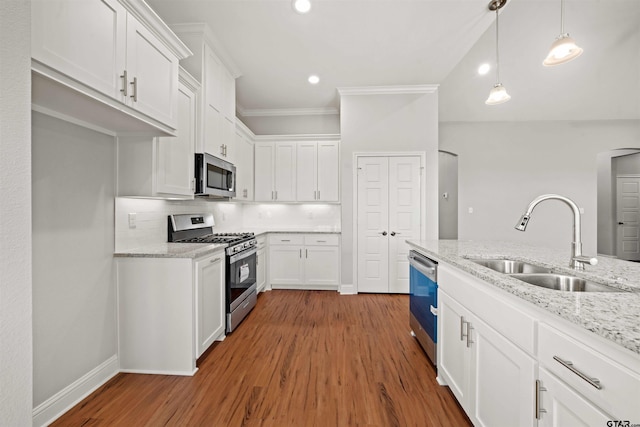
left=53, top=290, right=471, bottom=427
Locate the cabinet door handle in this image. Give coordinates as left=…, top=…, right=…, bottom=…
left=553, top=356, right=602, bottom=389
left=305, top=249, right=308, bottom=258
left=130, top=77, right=137, bottom=102
left=535, top=380, right=547, bottom=420
left=210, top=257, right=221, bottom=263
left=275, top=191, right=278, bottom=200
left=466, top=324, right=474, bottom=348
left=318, top=190, right=320, bottom=199
left=221, top=144, right=225, bottom=155
left=314, top=190, right=317, bottom=200
left=390, top=231, right=396, bottom=236
left=299, top=249, right=302, bottom=258
left=460, top=316, right=466, bottom=341
left=120, top=70, right=128, bottom=96
left=380, top=231, right=387, bottom=236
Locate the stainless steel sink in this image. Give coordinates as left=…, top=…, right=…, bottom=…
left=468, top=258, right=552, bottom=274
left=510, top=273, right=623, bottom=293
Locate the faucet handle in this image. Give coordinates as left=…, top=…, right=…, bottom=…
left=573, top=255, right=598, bottom=266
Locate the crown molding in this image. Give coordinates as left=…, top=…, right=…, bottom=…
left=235, top=117, right=255, bottom=139
left=119, top=0, right=192, bottom=59
left=254, top=134, right=341, bottom=142
left=337, top=85, right=439, bottom=96
left=238, top=107, right=339, bottom=117
left=170, top=23, right=242, bottom=78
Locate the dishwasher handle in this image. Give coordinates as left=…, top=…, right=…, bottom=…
left=408, top=251, right=437, bottom=282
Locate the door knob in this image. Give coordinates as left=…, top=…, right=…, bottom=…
left=390, top=231, right=396, bottom=236
left=381, top=231, right=387, bottom=236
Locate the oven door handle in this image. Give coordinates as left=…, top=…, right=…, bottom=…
left=229, top=247, right=258, bottom=264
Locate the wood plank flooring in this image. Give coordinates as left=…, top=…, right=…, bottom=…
left=52, top=290, right=471, bottom=427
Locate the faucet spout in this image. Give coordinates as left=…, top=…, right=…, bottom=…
left=515, top=194, right=597, bottom=270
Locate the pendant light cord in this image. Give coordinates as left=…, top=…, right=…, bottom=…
left=560, top=0, right=565, bottom=34
left=495, top=5, right=500, bottom=83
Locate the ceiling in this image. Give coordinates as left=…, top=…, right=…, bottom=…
left=147, top=0, right=640, bottom=122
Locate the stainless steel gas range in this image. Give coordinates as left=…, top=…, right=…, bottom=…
left=168, top=213, right=257, bottom=333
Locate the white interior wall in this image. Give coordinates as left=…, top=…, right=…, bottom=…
left=339, top=90, right=439, bottom=289
left=32, top=112, right=118, bottom=408
left=0, top=1, right=33, bottom=424
left=440, top=120, right=640, bottom=255
left=239, top=113, right=340, bottom=135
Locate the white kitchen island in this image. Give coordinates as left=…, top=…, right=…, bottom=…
left=407, top=239, right=640, bottom=427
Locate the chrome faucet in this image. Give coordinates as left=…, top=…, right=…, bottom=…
left=515, top=194, right=598, bottom=270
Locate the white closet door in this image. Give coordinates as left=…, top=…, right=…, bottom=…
left=357, top=157, right=390, bottom=293
left=388, top=157, right=422, bottom=293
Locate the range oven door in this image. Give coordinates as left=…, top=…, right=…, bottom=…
left=227, top=247, right=257, bottom=312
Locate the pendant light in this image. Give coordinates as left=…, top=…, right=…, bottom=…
left=543, top=0, right=583, bottom=66
left=486, top=0, right=511, bottom=106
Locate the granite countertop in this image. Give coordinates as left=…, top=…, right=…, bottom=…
left=114, top=243, right=227, bottom=259
left=114, top=229, right=341, bottom=258
left=406, top=239, right=640, bottom=356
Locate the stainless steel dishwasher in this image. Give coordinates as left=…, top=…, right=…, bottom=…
left=409, top=250, right=438, bottom=365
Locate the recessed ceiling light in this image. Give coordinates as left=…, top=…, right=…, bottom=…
left=478, top=63, right=491, bottom=75
left=308, top=75, right=320, bottom=85
left=293, top=0, right=311, bottom=14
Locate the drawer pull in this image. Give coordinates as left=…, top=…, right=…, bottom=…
left=281, top=239, right=291, bottom=242
left=316, top=240, right=327, bottom=243
left=553, top=356, right=602, bottom=390
left=210, top=257, right=221, bottom=263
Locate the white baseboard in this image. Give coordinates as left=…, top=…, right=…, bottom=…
left=118, top=367, right=197, bottom=376
left=436, top=375, right=447, bottom=386
left=339, top=283, right=357, bottom=295
left=33, top=355, right=119, bottom=427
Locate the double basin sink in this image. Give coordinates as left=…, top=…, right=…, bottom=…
left=468, top=259, right=622, bottom=293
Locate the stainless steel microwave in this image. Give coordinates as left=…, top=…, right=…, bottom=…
left=195, top=153, right=236, bottom=198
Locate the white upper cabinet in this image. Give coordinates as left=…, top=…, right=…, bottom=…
left=255, top=137, right=340, bottom=203
left=171, top=24, right=239, bottom=163
left=254, top=143, right=275, bottom=202
left=296, top=141, right=339, bottom=202
left=124, top=14, right=179, bottom=128
left=234, top=121, right=255, bottom=201
left=32, top=0, right=127, bottom=100
left=31, top=0, right=190, bottom=135
left=254, top=142, right=296, bottom=202
left=117, top=68, right=198, bottom=198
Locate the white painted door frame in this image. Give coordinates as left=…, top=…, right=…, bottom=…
left=352, top=151, right=427, bottom=293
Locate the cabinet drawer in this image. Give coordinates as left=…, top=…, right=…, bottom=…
left=438, top=264, right=536, bottom=355
left=538, top=323, right=640, bottom=420
left=304, top=234, right=339, bottom=246
left=268, top=234, right=304, bottom=245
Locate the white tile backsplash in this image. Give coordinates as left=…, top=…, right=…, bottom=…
left=115, top=198, right=341, bottom=251
left=242, top=203, right=341, bottom=231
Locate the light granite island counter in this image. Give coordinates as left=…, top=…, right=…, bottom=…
left=407, top=239, right=640, bottom=427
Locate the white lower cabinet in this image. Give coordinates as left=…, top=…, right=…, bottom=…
left=116, top=251, right=225, bottom=375
left=435, top=260, right=640, bottom=426
left=195, top=254, right=225, bottom=358
left=439, top=289, right=536, bottom=427
left=269, top=234, right=339, bottom=290
left=537, top=368, right=611, bottom=427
